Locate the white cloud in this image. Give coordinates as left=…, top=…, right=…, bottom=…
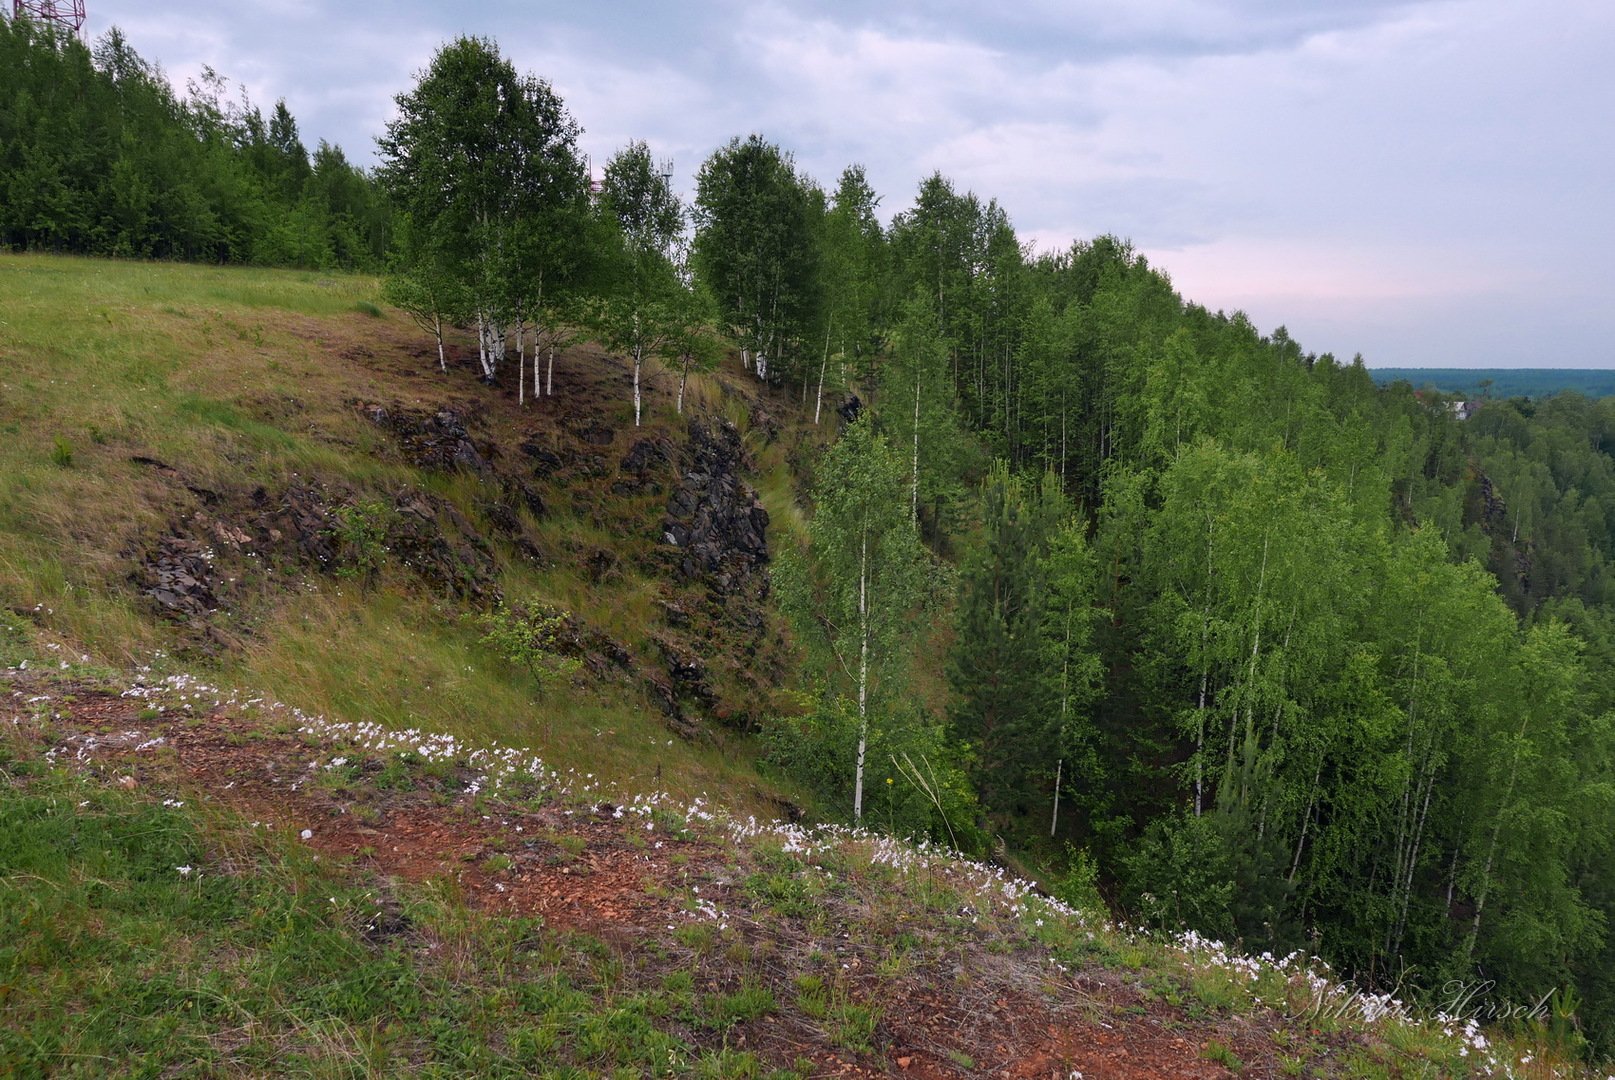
left=79, top=0, right=1615, bottom=368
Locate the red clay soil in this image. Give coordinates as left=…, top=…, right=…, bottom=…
left=6, top=680, right=1379, bottom=1078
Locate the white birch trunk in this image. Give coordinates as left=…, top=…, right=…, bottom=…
left=516, top=320, right=527, bottom=405
left=633, top=344, right=643, bottom=427
left=1050, top=758, right=1062, bottom=837
left=854, top=530, right=870, bottom=823
left=477, top=312, right=488, bottom=377
left=815, top=318, right=831, bottom=425
left=911, top=367, right=921, bottom=526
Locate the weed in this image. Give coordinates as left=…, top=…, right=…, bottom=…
left=1191, top=968, right=1247, bottom=1013
left=703, top=982, right=776, bottom=1030
left=743, top=869, right=818, bottom=918
left=795, top=974, right=879, bottom=1053
left=1202, top=1038, right=1243, bottom=1071
left=674, top=923, right=718, bottom=953
left=49, top=436, right=72, bottom=468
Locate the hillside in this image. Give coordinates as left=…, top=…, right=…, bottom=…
left=1, top=252, right=1601, bottom=1077
left=0, top=251, right=810, bottom=814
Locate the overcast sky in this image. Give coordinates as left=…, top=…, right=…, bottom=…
left=88, top=0, right=1615, bottom=369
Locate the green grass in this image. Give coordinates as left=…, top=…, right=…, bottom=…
left=0, top=757, right=803, bottom=1077
left=1201, top=1038, right=1244, bottom=1071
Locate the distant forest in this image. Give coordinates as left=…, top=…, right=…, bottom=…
left=1373, top=368, right=1615, bottom=399
left=10, top=16, right=1615, bottom=1063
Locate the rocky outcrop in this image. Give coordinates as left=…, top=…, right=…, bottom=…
left=245, top=485, right=340, bottom=568
left=389, top=490, right=498, bottom=602
left=662, top=420, right=769, bottom=591
left=519, top=440, right=565, bottom=479
left=132, top=480, right=500, bottom=648
left=137, top=536, right=218, bottom=621
left=359, top=402, right=490, bottom=473
left=613, top=436, right=675, bottom=497
left=652, top=419, right=782, bottom=734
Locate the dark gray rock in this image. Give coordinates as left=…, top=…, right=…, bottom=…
left=360, top=402, right=490, bottom=474
left=661, top=420, right=769, bottom=586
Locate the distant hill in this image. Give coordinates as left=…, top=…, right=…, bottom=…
left=1370, top=367, right=1615, bottom=399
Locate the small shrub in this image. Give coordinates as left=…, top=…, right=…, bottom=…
left=50, top=436, right=73, bottom=467
left=329, top=500, right=392, bottom=581
left=354, top=300, right=383, bottom=317
left=1050, top=843, right=1105, bottom=913
left=479, top=602, right=581, bottom=696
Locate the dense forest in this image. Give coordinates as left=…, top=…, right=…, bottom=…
left=9, top=18, right=1615, bottom=1063
left=0, top=18, right=388, bottom=266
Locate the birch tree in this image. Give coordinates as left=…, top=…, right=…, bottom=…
left=378, top=37, right=587, bottom=385
left=691, top=134, right=821, bottom=386
left=776, top=418, right=927, bottom=822
left=815, top=164, right=888, bottom=420
left=595, top=140, right=684, bottom=425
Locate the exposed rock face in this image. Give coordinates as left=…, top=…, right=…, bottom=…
left=389, top=490, right=498, bottom=602
left=132, top=480, right=499, bottom=651
left=246, top=485, right=340, bottom=568
left=519, top=440, right=565, bottom=479
left=662, top=420, right=769, bottom=591
left=138, top=536, right=218, bottom=620
left=134, top=484, right=341, bottom=630
left=652, top=420, right=780, bottom=733
left=617, top=437, right=675, bottom=496
left=837, top=393, right=864, bottom=425
left=360, top=403, right=489, bottom=473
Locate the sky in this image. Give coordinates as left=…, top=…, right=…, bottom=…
left=85, top=0, right=1615, bottom=369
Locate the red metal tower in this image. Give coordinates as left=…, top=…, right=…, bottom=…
left=11, top=0, right=87, bottom=37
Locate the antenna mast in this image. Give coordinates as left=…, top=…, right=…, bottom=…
left=12, top=0, right=87, bottom=38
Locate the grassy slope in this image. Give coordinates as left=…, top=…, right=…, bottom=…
left=0, top=252, right=821, bottom=815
